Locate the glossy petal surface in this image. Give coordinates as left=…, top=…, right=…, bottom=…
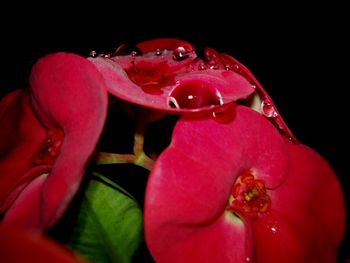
left=144, top=106, right=345, bottom=263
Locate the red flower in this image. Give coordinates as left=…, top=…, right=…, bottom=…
left=126, top=40, right=345, bottom=262
left=0, top=38, right=345, bottom=263
left=144, top=106, right=345, bottom=262
left=90, top=38, right=345, bottom=262
left=0, top=53, right=108, bottom=231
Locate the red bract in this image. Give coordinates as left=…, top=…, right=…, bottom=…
left=89, top=38, right=255, bottom=115
left=136, top=40, right=346, bottom=262
left=0, top=53, right=108, bottom=231
left=0, top=224, right=87, bottom=262
left=0, top=38, right=345, bottom=262
left=144, top=106, right=345, bottom=262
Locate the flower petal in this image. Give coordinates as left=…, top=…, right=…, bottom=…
left=252, top=143, right=345, bottom=263
left=145, top=106, right=288, bottom=262
left=2, top=52, right=108, bottom=230
left=0, top=90, right=47, bottom=212
left=0, top=224, right=87, bottom=262
left=89, top=39, right=255, bottom=114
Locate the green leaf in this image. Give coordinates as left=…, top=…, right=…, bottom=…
left=67, top=172, right=143, bottom=263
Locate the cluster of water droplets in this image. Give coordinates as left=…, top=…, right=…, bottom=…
left=89, top=50, right=111, bottom=58
left=89, top=43, right=143, bottom=60
left=199, top=49, right=297, bottom=143
left=167, top=47, right=230, bottom=112
left=88, top=43, right=297, bottom=142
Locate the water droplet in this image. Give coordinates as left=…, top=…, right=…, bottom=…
left=266, top=221, right=279, bottom=235
left=212, top=101, right=236, bottom=123
left=33, top=129, right=64, bottom=166
left=198, top=63, right=207, bottom=70
left=155, top=49, right=162, bottom=56
left=270, top=226, right=277, bottom=234
left=168, top=81, right=221, bottom=109
left=246, top=256, right=251, bottom=262
left=233, top=63, right=242, bottom=73
left=89, top=50, right=97, bottom=57
left=251, top=84, right=256, bottom=89
left=113, top=44, right=142, bottom=56
left=261, top=99, right=278, bottom=118
left=173, top=46, right=190, bottom=61
left=103, top=54, right=110, bottom=58
left=208, top=61, right=219, bottom=70
left=225, top=64, right=232, bottom=70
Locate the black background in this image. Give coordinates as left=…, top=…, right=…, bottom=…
left=0, top=4, right=348, bottom=261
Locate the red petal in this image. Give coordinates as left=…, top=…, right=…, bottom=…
left=252, top=144, right=345, bottom=263
left=1, top=52, right=108, bottom=230
left=0, top=224, right=86, bottom=262
left=145, top=106, right=288, bottom=261
left=90, top=39, right=255, bottom=114
left=0, top=90, right=47, bottom=212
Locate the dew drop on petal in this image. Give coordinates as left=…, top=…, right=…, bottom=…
left=89, top=50, right=97, bottom=57
left=225, top=64, right=232, bottom=70
left=168, top=81, right=221, bottom=109
left=198, top=63, right=207, bottom=70
left=208, top=61, right=219, bottom=70
left=266, top=221, right=280, bottom=235
left=261, top=99, right=278, bottom=118
left=155, top=49, right=162, bottom=56
left=212, top=101, right=236, bottom=123
left=233, top=63, right=242, bottom=73
left=113, top=44, right=142, bottom=56
left=173, top=46, right=190, bottom=61
left=270, top=226, right=277, bottom=234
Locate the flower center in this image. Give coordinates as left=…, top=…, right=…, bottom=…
left=227, top=170, right=271, bottom=219
left=33, top=128, right=64, bottom=166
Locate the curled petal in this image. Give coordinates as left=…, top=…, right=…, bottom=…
left=1, top=52, right=108, bottom=230
left=0, top=90, right=47, bottom=212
